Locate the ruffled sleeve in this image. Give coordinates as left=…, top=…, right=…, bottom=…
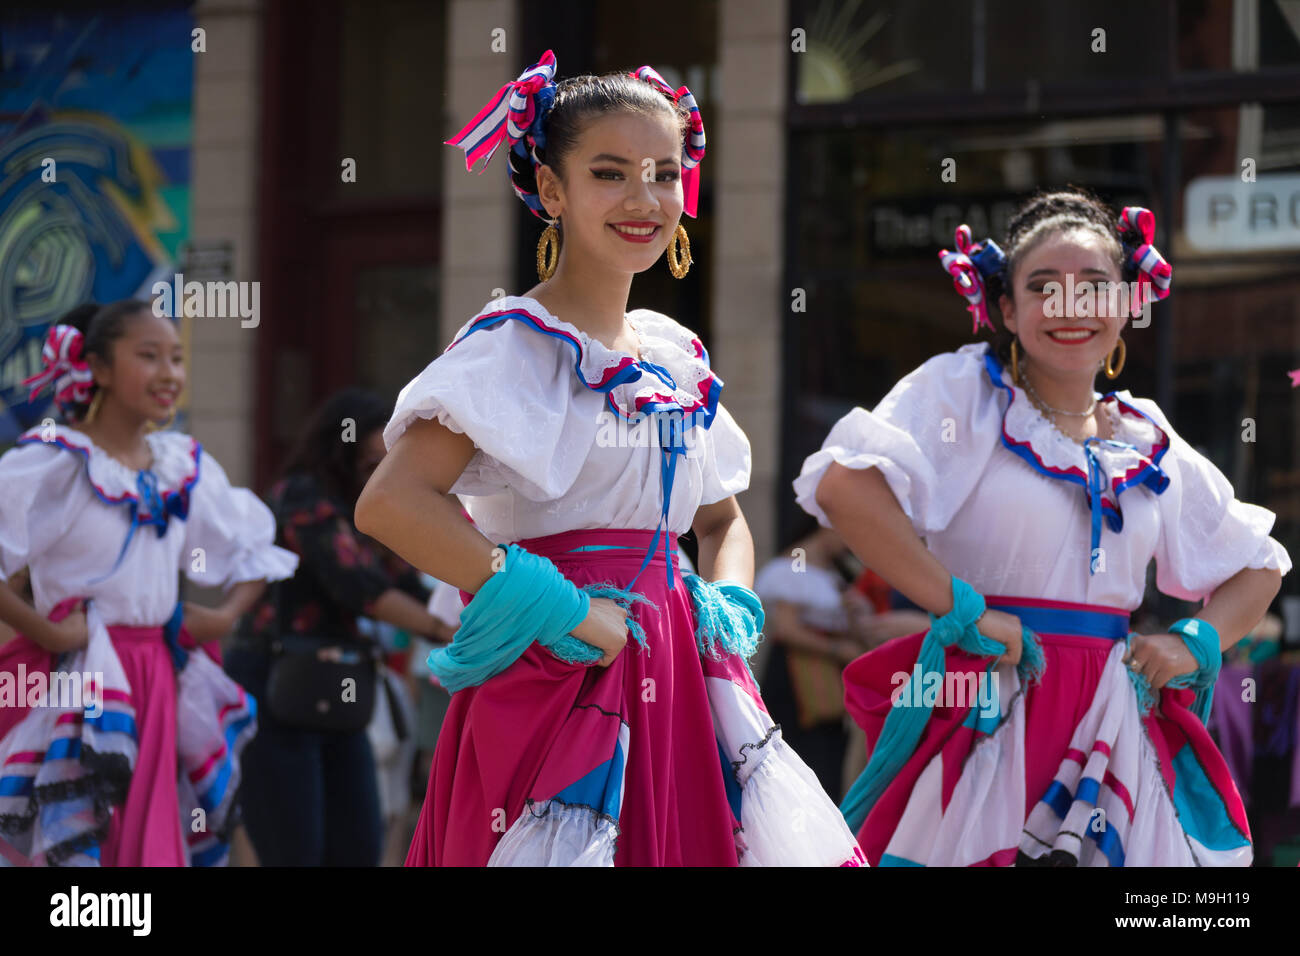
left=1127, top=397, right=1292, bottom=602
left=793, top=344, right=1005, bottom=536
left=183, top=446, right=299, bottom=590
left=0, top=441, right=85, bottom=581
left=700, top=402, right=752, bottom=504
left=383, top=311, right=598, bottom=502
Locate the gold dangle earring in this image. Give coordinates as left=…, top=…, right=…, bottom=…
left=537, top=219, right=560, bottom=281
left=1010, top=338, right=1020, bottom=383
left=1104, top=337, right=1126, bottom=379
left=666, top=223, right=692, bottom=279
left=83, top=388, right=104, bottom=425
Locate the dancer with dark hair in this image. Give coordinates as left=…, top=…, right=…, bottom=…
left=225, top=387, right=446, bottom=866
left=797, top=188, right=1289, bottom=866
left=358, top=51, right=863, bottom=866
left=0, top=300, right=297, bottom=866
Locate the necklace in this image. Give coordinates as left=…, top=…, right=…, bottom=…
left=1015, top=370, right=1117, bottom=446
left=1020, top=373, right=1096, bottom=417
left=1029, top=390, right=1119, bottom=445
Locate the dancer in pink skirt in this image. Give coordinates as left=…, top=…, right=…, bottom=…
left=357, top=51, right=863, bottom=866
left=0, top=301, right=298, bottom=866
left=796, top=188, right=1289, bottom=866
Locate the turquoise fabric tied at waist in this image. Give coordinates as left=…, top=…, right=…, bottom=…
left=840, top=576, right=1046, bottom=833
left=428, top=543, right=653, bottom=693
left=1125, top=617, right=1221, bottom=724
left=681, top=572, right=764, bottom=661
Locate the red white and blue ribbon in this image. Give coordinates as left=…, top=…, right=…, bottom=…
left=1116, top=206, right=1172, bottom=314
left=444, top=50, right=558, bottom=219
left=21, top=324, right=95, bottom=410
left=938, top=225, right=1004, bottom=335
left=627, top=65, right=707, bottom=219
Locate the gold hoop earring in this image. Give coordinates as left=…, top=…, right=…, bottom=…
left=1010, top=338, right=1020, bottom=383
left=536, top=220, right=560, bottom=281
left=82, top=389, right=104, bottom=425
left=1104, top=337, right=1126, bottom=379
left=666, top=223, right=692, bottom=279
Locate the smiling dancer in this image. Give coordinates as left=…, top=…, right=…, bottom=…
left=357, top=51, right=863, bottom=866
left=0, top=300, right=297, bottom=866
left=795, top=188, right=1289, bottom=866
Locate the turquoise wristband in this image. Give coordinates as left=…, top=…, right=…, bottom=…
left=427, top=544, right=590, bottom=691
left=1164, top=617, right=1222, bottom=724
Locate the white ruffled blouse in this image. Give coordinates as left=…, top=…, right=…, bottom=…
left=384, top=296, right=752, bottom=544
left=0, top=424, right=299, bottom=628
left=794, top=342, right=1291, bottom=610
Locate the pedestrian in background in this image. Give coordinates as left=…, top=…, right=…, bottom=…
left=225, top=387, right=445, bottom=866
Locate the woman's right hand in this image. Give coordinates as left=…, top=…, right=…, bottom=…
left=42, top=608, right=89, bottom=654
left=569, top=597, right=630, bottom=667
left=974, top=608, right=1022, bottom=667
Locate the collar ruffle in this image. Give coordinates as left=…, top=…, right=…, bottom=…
left=16, top=424, right=202, bottom=520
left=449, top=296, right=723, bottom=430
left=979, top=344, right=1169, bottom=558
left=448, top=295, right=724, bottom=590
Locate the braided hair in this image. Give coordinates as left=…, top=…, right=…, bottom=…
left=990, top=187, right=1130, bottom=366
left=506, top=71, right=690, bottom=230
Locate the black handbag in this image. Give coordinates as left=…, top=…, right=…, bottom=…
left=263, top=581, right=380, bottom=733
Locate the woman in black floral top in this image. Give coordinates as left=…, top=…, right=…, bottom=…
left=226, top=388, right=447, bottom=866
left=248, top=473, right=432, bottom=643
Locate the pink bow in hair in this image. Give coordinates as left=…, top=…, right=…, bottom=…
left=938, top=225, right=1003, bottom=334
left=1117, top=206, right=1172, bottom=314
left=22, top=324, right=95, bottom=408
left=628, top=65, right=707, bottom=218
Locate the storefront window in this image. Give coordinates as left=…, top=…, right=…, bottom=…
left=1176, top=0, right=1300, bottom=72
left=336, top=0, right=445, bottom=198
left=784, top=8, right=1300, bottom=591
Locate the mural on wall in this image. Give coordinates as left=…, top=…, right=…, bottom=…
left=0, top=7, right=193, bottom=440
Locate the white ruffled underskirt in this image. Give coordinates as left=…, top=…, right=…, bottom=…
left=488, top=801, right=621, bottom=867
left=484, top=675, right=867, bottom=867
left=879, top=644, right=1251, bottom=867
left=175, top=645, right=257, bottom=866
left=0, top=606, right=255, bottom=866
left=732, top=732, right=867, bottom=866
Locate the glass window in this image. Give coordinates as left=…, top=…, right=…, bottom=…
left=1170, top=105, right=1300, bottom=561
left=1177, top=0, right=1300, bottom=72
left=792, top=0, right=1169, bottom=103
left=354, top=264, right=442, bottom=401
left=793, top=0, right=969, bottom=101
left=337, top=0, right=445, bottom=198
left=785, top=94, right=1300, bottom=592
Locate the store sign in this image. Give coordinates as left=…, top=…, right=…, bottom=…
left=1185, top=174, right=1300, bottom=251
left=871, top=199, right=1020, bottom=255
left=178, top=239, right=235, bottom=281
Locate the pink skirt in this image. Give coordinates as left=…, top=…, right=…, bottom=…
left=405, top=528, right=863, bottom=867
left=0, top=605, right=251, bottom=867
left=843, top=596, right=1252, bottom=866
left=0, top=626, right=183, bottom=865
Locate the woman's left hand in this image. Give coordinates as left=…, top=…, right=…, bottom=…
left=183, top=602, right=234, bottom=643
left=1123, top=632, right=1200, bottom=691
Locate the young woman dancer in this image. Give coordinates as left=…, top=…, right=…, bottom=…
left=0, top=301, right=298, bottom=866
left=356, top=51, right=863, bottom=866
left=795, top=189, right=1289, bottom=866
